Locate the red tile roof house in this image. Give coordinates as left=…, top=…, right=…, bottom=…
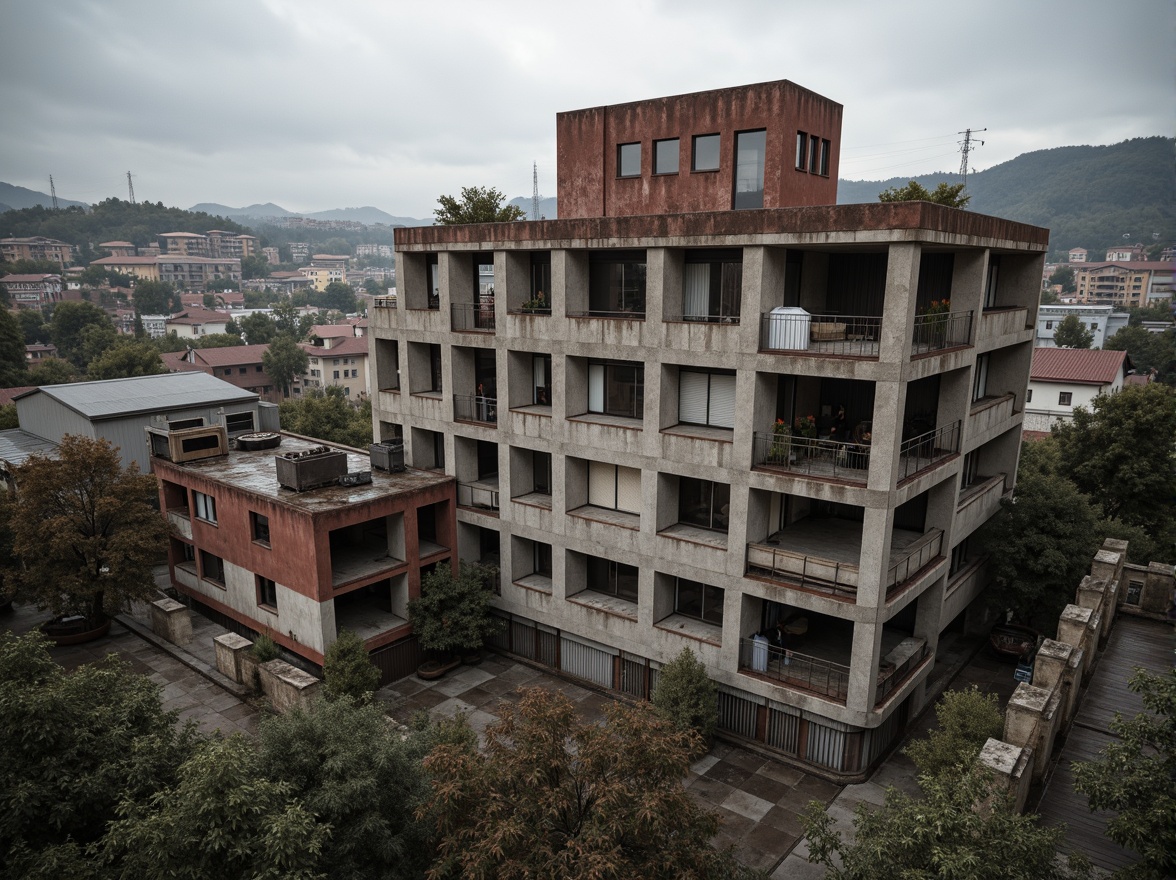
left=298, top=335, right=370, bottom=398
left=164, top=307, right=232, bottom=339
left=1022, top=348, right=1133, bottom=435
left=162, top=344, right=283, bottom=403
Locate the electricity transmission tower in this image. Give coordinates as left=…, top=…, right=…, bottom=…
left=958, top=128, right=986, bottom=188
left=127, top=171, right=136, bottom=204
left=532, top=162, right=541, bottom=220
left=49, top=175, right=59, bottom=210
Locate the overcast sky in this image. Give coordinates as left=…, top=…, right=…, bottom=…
left=1, top=0, right=1172, bottom=218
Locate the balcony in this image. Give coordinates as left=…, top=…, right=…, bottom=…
left=373, top=295, right=397, bottom=309
left=897, top=421, right=960, bottom=483
left=874, top=638, right=930, bottom=707
left=911, top=309, right=973, bottom=355
left=739, top=638, right=850, bottom=703
left=955, top=474, right=1007, bottom=540
left=967, top=394, right=1017, bottom=448
left=752, top=432, right=871, bottom=485
left=457, top=478, right=500, bottom=515
left=453, top=394, right=497, bottom=426
left=977, top=306, right=1027, bottom=346
left=451, top=302, right=495, bottom=333
left=759, top=312, right=882, bottom=358
left=746, top=518, right=943, bottom=601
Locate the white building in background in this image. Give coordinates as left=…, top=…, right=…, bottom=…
left=1035, top=304, right=1128, bottom=349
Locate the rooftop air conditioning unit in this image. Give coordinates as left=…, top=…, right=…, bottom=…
left=369, top=440, right=405, bottom=473
left=145, top=425, right=228, bottom=463
left=338, top=471, right=373, bottom=487
left=275, top=446, right=348, bottom=491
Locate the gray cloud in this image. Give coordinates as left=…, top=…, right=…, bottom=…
left=1, top=0, right=1171, bottom=216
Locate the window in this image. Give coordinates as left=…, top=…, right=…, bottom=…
left=1045, top=321, right=1053, bottom=330
left=193, top=491, right=217, bottom=524
left=588, top=462, right=642, bottom=514
left=679, top=369, right=736, bottom=428
left=733, top=129, right=766, bottom=209
left=692, top=134, right=720, bottom=171
left=199, top=550, right=224, bottom=584
left=532, top=354, right=551, bottom=405
left=654, top=138, right=679, bottom=174
left=675, top=578, right=723, bottom=625
left=617, top=142, right=641, bottom=178
left=588, top=360, right=644, bottom=419
left=169, top=417, right=203, bottom=429
left=587, top=556, right=638, bottom=602
left=238, top=367, right=247, bottom=375
left=819, top=138, right=830, bottom=176
left=809, top=134, right=820, bottom=173
left=529, top=252, right=551, bottom=303
left=678, top=478, right=730, bottom=532
left=960, top=451, right=978, bottom=489
left=1058, top=392, right=1072, bottom=406
left=255, top=365, right=263, bottom=372
left=333, top=370, right=340, bottom=379
left=984, top=256, right=1000, bottom=309
left=224, top=411, right=254, bottom=434
left=533, top=541, right=553, bottom=578
left=795, top=131, right=808, bottom=170
left=588, top=251, right=646, bottom=316
left=532, top=450, right=552, bottom=494
left=1026, top=389, right=1033, bottom=403
left=257, top=575, right=277, bottom=609
left=251, top=511, right=270, bottom=545
left=949, top=538, right=971, bottom=576
left=429, top=343, right=443, bottom=392
left=1090, top=323, right=1098, bottom=331
left=683, top=249, right=741, bottom=322
left=972, top=354, right=989, bottom=401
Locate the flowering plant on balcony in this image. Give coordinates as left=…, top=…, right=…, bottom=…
left=918, top=298, right=951, bottom=316
left=793, top=414, right=817, bottom=439
left=768, top=419, right=791, bottom=463
left=520, top=290, right=548, bottom=313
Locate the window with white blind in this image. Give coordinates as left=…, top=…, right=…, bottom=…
left=588, top=361, right=644, bottom=419
left=193, top=491, right=217, bottom=524
left=588, top=462, right=642, bottom=514
left=679, top=369, right=736, bottom=428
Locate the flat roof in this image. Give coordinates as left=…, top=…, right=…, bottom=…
left=14, top=372, right=257, bottom=420
left=160, top=434, right=452, bottom=513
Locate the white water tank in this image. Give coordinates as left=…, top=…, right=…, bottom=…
left=767, top=306, right=810, bottom=350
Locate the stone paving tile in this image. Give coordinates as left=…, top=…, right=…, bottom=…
left=760, top=804, right=807, bottom=836
left=690, top=754, right=720, bottom=775
left=793, top=774, right=840, bottom=803
left=839, top=781, right=888, bottom=807
left=755, top=761, right=808, bottom=787
left=431, top=697, right=476, bottom=719
left=430, top=674, right=481, bottom=698
left=721, top=789, right=775, bottom=822
left=731, top=842, right=777, bottom=873
left=205, top=691, right=244, bottom=712
left=705, top=759, right=755, bottom=788
left=161, top=694, right=200, bottom=714
left=688, top=774, right=735, bottom=804
left=220, top=702, right=256, bottom=721
left=740, top=771, right=793, bottom=805
left=723, top=748, right=771, bottom=773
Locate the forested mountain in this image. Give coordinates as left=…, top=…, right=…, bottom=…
left=839, top=137, right=1174, bottom=259
left=0, top=181, right=87, bottom=211
left=189, top=202, right=428, bottom=227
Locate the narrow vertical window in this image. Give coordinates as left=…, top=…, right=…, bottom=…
left=795, top=131, right=808, bottom=170
left=733, top=129, right=766, bottom=210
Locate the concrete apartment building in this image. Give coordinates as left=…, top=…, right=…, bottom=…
left=152, top=430, right=455, bottom=665
left=369, top=79, right=1046, bottom=778
left=1073, top=261, right=1174, bottom=308
left=0, top=273, right=64, bottom=308
left=1035, top=304, right=1128, bottom=349
left=1, top=236, right=75, bottom=266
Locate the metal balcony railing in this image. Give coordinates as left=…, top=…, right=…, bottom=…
left=874, top=640, right=930, bottom=706
left=373, top=296, right=397, bottom=308
left=897, top=420, right=961, bottom=481
left=759, top=312, right=883, bottom=357
left=568, top=309, right=646, bottom=320
left=453, top=394, right=497, bottom=425
left=885, top=529, right=943, bottom=596
left=457, top=482, right=500, bottom=513
left=752, top=431, right=871, bottom=482
left=745, top=542, right=859, bottom=599
left=451, top=302, right=496, bottom=332
left=911, top=309, right=972, bottom=353
left=739, top=637, right=850, bottom=703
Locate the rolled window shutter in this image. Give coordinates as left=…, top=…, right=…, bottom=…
left=616, top=466, right=642, bottom=514
left=679, top=371, right=708, bottom=424
left=709, top=374, right=737, bottom=428
left=588, top=461, right=616, bottom=508
left=588, top=364, right=605, bottom=413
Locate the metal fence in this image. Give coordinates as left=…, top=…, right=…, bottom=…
left=897, top=420, right=961, bottom=481
left=744, top=543, right=859, bottom=599
left=752, top=431, right=871, bottom=482
left=451, top=302, right=496, bottom=332
left=453, top=394, right=497, bottom=425
left=457, top=481, right=500, bottom=513
left=874, top=641, right=930, bottom=707
left=885, top=530, right=943, bottom=595
left=738, top=638, right=851, bottom=702
left=911, top=309, right=972, bottom=353
left=373, top=296, right=397, bottom=309
left=567, top=309, right=647, bottom=320
left=759, top=312, right=883, bottom=357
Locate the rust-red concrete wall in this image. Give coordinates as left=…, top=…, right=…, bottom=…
left=556, top=80, right=843, bottom=219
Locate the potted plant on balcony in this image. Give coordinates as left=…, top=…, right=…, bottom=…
left=408, top=561, right=500, bottom=680
left=917, top=298, right=951, bottom=348
left=768, top=419, right=792, bottom=464
left=520, top=290, right=548, bottom=314
left=793, top=414, right=817, bottom=456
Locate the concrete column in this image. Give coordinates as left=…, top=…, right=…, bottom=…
left=1004, top=682, right=1057, bottom=780
left=151, top=597, right=193, bottom=646
left=977, top=738, right=1033, bottom=814
left=259, top=659, right=321, bottom=713
left=1033, top=639, right=1079, bottom=727
left=1141, top=562, right=1175, bottom=615
left=214, top=632, right=253, bottom=684
left=846, top=620, right=881, bottom=712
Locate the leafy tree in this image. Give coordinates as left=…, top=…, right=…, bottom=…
left=17, top=308, right=51, bottom=345
left=322, top=629, right=380, bottom=704
left=422, top=687, right=751, bottom=880
left=103, top=735, right=329, bottom=880
left=1053, top=313, right=1094, bottom=349
left=130, top=280, right=180, bottom=316
left=1041, top=287, right=1061, bottom=305
left=979, top=439, right=1103, bottom=626
left=240, top=254, right=270, bottom=280
left=408, top=562, right=499, bottom=658
left=193, top=332, right=245, bottom=348
left=1126, top=304, right=1174, bottom=325
left=905, top=686, right=1004, bottom=778
left=802, top=767, right=1090, bottom=880
left=363, top=277, right=387, bottom=296
left=87, top=338, right=168, bottom=380
left=318, top=281, right=357, bottom=314
left=434, top=186, right=527, bottom=225
left=262, top=334, right=309, bottom=396
left=651, top=647, right=718, bottom=753
left=8, top=435, right=170, bottom=622
left=1048, top=264, right=1077, bottom=293
left=238, top=311, right=277, bottom=344
left=278, top=386, right=372, bottom=447
left=0, top=403, right=17, bottom=429
left=0, top=631, right=198, bottom=876
left=1072, top=668, right=1176, bottom=880
left=150, top=331, right=191, bottom=354
left=1052, top=383, right=1176, bottom=536
left=878, top=180, right=971, bottom=208
left=204, top=278, right=239, bottom=292
left=0, top=307, right=28, bottom=387
left=49, top=300, right=111, bottom=367
left=26, top=357, right=76, bottom=385
left=1104, top=325, right=1176, bottom=384
left=257, top=697, right=433, bottom=880
left=272, top=299, right=311, bottom=337
left=76, top=321, right=119, bottom=368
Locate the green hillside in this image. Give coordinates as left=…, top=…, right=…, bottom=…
left=838, top=137, right=1175, bottom=260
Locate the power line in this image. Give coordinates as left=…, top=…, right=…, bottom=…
left=840, top=133, right=960, bottom=153
left=958, top=128, right=986, bottom=188
left=840, top=151, right=961, bottom=178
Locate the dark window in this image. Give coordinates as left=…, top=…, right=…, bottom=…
left=654, top=138, right=679, bottom=174
left=181, top=541, right=195, bottom=563
left=533, top=541, right=553, bottom=578
left=675, top=578, right=723, bottom=625
left=532, top=450, right=552, bottom=494
left=238, top=367, right=247, bottom=375
left=169, top=417, right=203, bottom=429
left=678, top=478, right=730, bottom=532
left=682, top=249, right=742, bottom=322
left=984, top=256, right=1000, bottom=309
left=1058, top=392, right=1072, bottom=406
left=618, top=142, right=641, bottom=178
left=819, top=139, right=830, bottom=176
left=692, top=134, right=720, bottom=171
left=588, top=360, right=644, bottom=419
left=530, top=252, right=551, bottom=304
left=532, top=354, right=551, bottom=405
left=795, top=131, right=808, bottom=170
left=255, top=365, right=263, bottom=372
left=733, top=130, right=766, bottom=209
left=1026, top=389, right=1033, bottom=403
left=257, top=575, right=277, bottom=609
left=427, top=254, right=440, bottom=309
left=808, top=134, right=820, bottom=173
left=251, top=512, right=270, bottom=545
left=429, top=344, right=442, bottom=392
left=587, top=555, right=639, bottom=602
left=588, top=251, right=646, bottom=316
left=972, top=354, right=989, bottom=401
left=949, top=539, right=971, bottom=576
left=224, top=411, right=254, bottom=434
left=199, top=550, right=225, bottom=584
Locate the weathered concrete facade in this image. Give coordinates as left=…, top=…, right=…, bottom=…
left=371, top=83, right=1046, bottom=778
